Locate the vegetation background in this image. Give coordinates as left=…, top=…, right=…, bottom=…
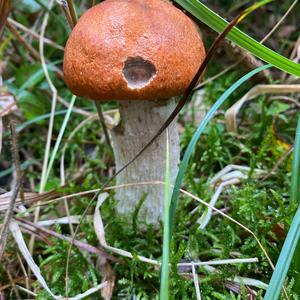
left=0, top=0, right=299, bottom=299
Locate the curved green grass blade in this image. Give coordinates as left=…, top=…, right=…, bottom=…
left=160, top=131, right=171, bottom=300
left=169, top=64, right=272, bottom=235
left=173, top=0, right=300, bottom=77
left=264, top=114, right=300, bottom=300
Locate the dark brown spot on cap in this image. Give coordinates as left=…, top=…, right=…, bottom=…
left=123, top=57, right=156, bottom=89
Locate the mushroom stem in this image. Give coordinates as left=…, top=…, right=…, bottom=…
left=111, top=99, right=180, bottom=226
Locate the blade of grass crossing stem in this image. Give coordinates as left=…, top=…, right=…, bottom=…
left=169, top=64, right=272, bottom=235
left=264, top=114, right=300, bottom=300
left=160, top=130, right=171, bottom=300
left=45, top=95, right=76, bottom=182
left=291, top=115, right=300, bottom=205
left=173, top=0, right=300, bottom=77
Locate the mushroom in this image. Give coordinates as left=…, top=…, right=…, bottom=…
left=63, top=0, right=205, bottom=226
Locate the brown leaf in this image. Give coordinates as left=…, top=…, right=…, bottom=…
left=0, top=0, right=10, bottom=39
left=0, top=91, right=17, bottom=117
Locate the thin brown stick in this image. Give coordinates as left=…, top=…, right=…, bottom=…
left=94, top=101, right=112, bottom=150
left=0, top=182, right=20, bottom=260
left=7, top=18, right=64, bottom=51
left=0, top=104, right=23, bottom=258
left=6, top=22, right=40, bottom=61
left=60, top=3, right=74, bottom=29
left=67, top=0, right=77, bottom=27
left=262, top=146, right=294, bottom=181
left=8, top=115, right=24, bottom=201
left=6, top=21, right=64, bottom=79
left=0, top=0, right=10, bottom=39
left=16, top=252, right=30, bottom=293
left=3, top=257, right=21, bottom=299
left=261, top=0, right=298, bottom=43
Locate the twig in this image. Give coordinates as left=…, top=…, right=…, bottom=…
left=3, top=257, right=21, bottom=299
left=6, top=22, right=40, bottom=61
left=262, top=146, right=294, bottom=181
left=6, top=19, right=64, bottom=79
left=94, top=101, right=112, bottom=150
left=16, top=252, right=30, bottom=293
left=260, top=0, right=298, bottom=43
left=8, top=115, right=24, bottom=201
left=7, top=18, right=64, bottom=51
left=67, top=0, right=77, bottom=27
left=0, top=0, right=10, bottom=39
left=0, top=91, right=22, bottom=254
left=57, top=1, right=74, bottom=29
left=16, top=285, right=37, bottom=297
left=0, top=181, right=20, bottom=260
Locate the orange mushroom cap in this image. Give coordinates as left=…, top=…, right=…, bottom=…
left=63, top=0, right=206, bottom=101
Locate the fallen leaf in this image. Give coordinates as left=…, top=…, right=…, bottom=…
left=0, top=92, right=17, bottom=117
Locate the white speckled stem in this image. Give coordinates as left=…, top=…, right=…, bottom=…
left=110, top=99, right=180, bottom=227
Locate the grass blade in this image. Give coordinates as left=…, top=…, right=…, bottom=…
left=264, top=114, right=300, bottom=300
left=169, top=64, right=272, bottom=235
left=45, top=95, right=76, bottom=183
left=173, top=0, right=300, bottom=77
left=160, top=130, right=171, bottom=300
left=291, top=115, right=300, bottom=204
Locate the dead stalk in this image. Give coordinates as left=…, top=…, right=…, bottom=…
left=67, top=0, right=77, bottom=27
left=6, top=22, right=40, bottom=61
left=7, top=18, right=64, bottom=51
left=8, top=115, right=24, bottom=201
left=0, top=181, right=20, bottom=260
